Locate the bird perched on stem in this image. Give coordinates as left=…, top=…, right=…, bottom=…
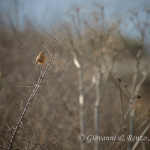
left=35, top=52, right=46, bottom=65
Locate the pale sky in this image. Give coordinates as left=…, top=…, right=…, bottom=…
left=0, top=0, right=150, bottom=35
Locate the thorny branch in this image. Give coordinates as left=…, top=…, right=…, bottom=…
left=7, top=38, right=58, bottom=150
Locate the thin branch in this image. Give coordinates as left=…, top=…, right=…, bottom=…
left=7, top=39, right=58, bottom=150
left=10, top=18, right=38, bottom=82
left=131, top=122, right=150, bottom=150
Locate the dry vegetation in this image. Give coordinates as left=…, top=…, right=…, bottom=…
left=0, top=3, right=150, bottom=150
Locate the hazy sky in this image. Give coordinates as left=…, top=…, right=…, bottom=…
left=0, top=0, right=150, bottom=30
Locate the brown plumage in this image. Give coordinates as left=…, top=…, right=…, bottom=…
left=36, top=52, right=46, bottom=65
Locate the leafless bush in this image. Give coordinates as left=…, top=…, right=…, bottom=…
left=0, top=2, right=150, bottom=150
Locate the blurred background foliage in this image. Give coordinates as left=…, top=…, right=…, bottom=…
left=0, top=0, right=150, bottom=150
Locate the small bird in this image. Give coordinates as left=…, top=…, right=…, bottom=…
left=36, top=52, right=46, bottom=65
